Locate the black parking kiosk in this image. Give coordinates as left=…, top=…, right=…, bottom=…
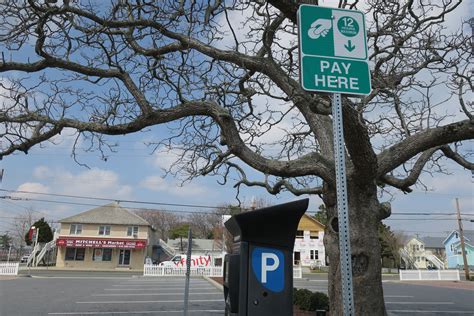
left=223, top=199, right=309, bottom=316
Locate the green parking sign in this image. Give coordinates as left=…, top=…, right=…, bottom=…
left=298, top=5, right=371, bottom=95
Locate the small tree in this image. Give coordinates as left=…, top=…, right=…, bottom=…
left=379, top=224, right=402, bottom=268
left=24, top=218, right=53, bottom=245
left=0, top=233, right=12, bottom=249
left=169, top=224, right=192, bottom=252
left=313, top=205, right=328, bottom=226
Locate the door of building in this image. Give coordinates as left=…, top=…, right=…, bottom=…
left=294, top=251, right=301, bottom=266
left=118, top=249, right=131, bottom=265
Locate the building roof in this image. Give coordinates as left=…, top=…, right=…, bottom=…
left=443, top=230, right=474, bottom=246
left=59, top=203, right=150, bottom=226
left=298, top=214, right=326, bottom=231
left=420, top=236, right=444, bottom=249
left=167, top=238, right=220, bottom=252
left=464, top=230, right=474, bottom=243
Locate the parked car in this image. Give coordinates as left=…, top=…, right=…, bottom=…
left=20, top=255, right=30, bottom=263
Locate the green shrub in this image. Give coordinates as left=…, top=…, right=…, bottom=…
left=310, top=292, right=329, bottom=311
left=293, top=288, right=329, bottom=311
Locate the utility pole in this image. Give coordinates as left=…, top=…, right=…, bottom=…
left=455, top=198, right=470, bottom=281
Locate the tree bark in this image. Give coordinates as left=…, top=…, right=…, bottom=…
left=323, top=182, right=386, bottom=316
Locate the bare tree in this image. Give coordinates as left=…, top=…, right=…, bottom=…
left=187, top=212, right=221, bottom=239
left=135, top=209, right=182, bottom=241
left=10, top=208, right=37, bottom=249
left=0, top=1, right=472, bottom=314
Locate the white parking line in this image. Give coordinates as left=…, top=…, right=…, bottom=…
left=76, top=299, right=224, bottom=304
left=387, top=310, right=474, bottom=314
left=31, top=277, right=133, bottom=280
left=92, top=293, right=221, bottom=296
left=104, top=287, right=216, bottom=291
left=386, top=302, right=454, bottom=305
left=112, top=284, right=209, bottom=287
left=125, top=280, right=210, bottom=283
left=123, top=282, right=211, bottom=285
left=48, top=310, right=224, bottom=315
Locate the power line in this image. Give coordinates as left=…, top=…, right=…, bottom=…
left=0, top=196, right=227, bottom=216
left=0, top=188, right=244, bottom=210
left=384, top=218, right=471, bottom=221
left=390, top=212, right=474, bottom=216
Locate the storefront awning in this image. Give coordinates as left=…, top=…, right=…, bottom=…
left=56, top=237, right=147, bottom=249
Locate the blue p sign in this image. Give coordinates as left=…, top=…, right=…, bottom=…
left=251, top=247, right=284, bottom=292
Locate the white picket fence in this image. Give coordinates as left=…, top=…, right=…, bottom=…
left=144, top=264, right=304, bottom=279
left=0, top=262, right=19, bottom=275
left=400, top=269, right=460, bottom=281
left=293, top=266, right=303, bottom=279
left=143, top=265, right=223, bottom=277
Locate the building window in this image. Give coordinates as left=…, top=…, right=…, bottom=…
left=296, top=230, right=304, bottom=238
left=65, top=248, right=85, bottom=261
left=127, top=226, right=139, bottom=236
left=98, top=226, right=111, bottom=236
left=93, top=248, right=112, bottom=261
left=310, top=250, right=319, bottom=260
left=69, top=224, right=82, bottom=235
left=310, top=231, right=319, bottom=239
left=420, top=245, right=424, bottom=250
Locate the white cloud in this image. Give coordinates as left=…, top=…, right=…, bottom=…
left=151, top=148, right=184, bottom=171
left=52, top=168, right=133, bottom=199
left=140, top=175, right=208, bottom=197
left=13, top=182, right=50, bottom=199
left=33, top=166, right=51, bottom=180
left=7, top=167, right=134, bottom=222
left=14, top=167, right=132, bottom=212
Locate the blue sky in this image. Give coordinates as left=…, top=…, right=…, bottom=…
left=0, top=1, right=472, bottom=239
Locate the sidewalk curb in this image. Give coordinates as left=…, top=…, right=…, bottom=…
left=204, top=276, right=223, bottom=291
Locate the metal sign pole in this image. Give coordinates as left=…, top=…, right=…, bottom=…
left=183, top=228, right=192, bottom=316
left=332, top=93, right=355, bottom=315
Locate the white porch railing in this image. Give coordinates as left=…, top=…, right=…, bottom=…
left=293, top=266, right=303, bottom=279
left=400, top=269, right=460, bottom=281
left=0, top=262, right=19, bottom=275
left=143, top=265, right=223, bottom=277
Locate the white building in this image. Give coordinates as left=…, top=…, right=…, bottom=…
left=293, top=214, right=326, bottom=268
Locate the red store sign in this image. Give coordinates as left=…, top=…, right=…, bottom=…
left=56, top=237, right=146, bottom=249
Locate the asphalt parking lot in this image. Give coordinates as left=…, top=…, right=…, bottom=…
left=295, top=275, right=474, bottom=315
left=1, top=272, right=473, bottom=315
left=0, top=276, right=224, bottom=315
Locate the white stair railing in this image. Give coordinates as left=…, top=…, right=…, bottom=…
left=426, top=254, right=445, bottom=269
left=159, top=239, right=176, bottom=257
left=399, top=248, right=417, bottom=269
left=35, top=240, right=55, bottom=266
left=27, top=243, right=41, bottom=267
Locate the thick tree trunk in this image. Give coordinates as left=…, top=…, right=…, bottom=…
left=323, top=182, right=387, bottom=316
